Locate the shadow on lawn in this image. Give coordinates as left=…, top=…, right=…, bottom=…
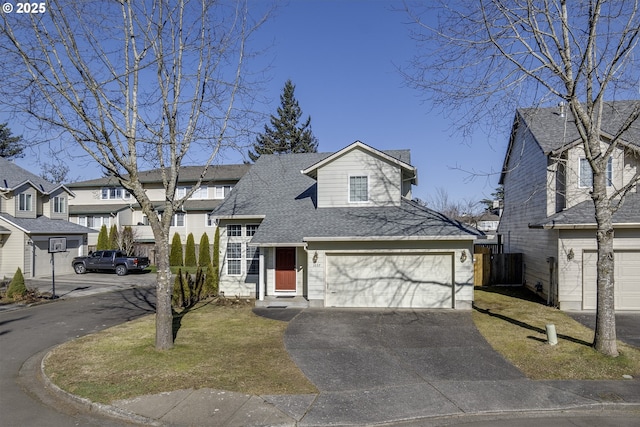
left=473, top=286, right=592, bottom=347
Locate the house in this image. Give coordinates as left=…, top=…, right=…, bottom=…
left=66, top=164, right=249, bottom=262
left=498, top=100, right=640, bottom=310
left=211, top=141, right=481, bottom=309
left=0, top=157, right=94, bottom=278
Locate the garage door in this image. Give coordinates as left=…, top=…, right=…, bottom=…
left=583, top=251, right=640, bottom=310
left=33, top=238, right=81, bottom=277
left=326, top=253, right=453, bottom=308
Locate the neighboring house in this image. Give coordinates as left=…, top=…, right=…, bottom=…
left=212, top=141, right=481, bottom=309
left=67, top=164, right=249, bottom=262
left=0, top=157, right=94, bottom=278
left=498, top=100, right=640, bottom=310
left=476, top=212, right=500, bottom=235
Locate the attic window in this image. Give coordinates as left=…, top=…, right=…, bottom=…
left=349, top=176, right=368, bottom=202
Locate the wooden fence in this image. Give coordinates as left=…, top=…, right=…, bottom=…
left=474, top=249, right=523, bottom=286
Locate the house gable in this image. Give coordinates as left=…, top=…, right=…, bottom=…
left=301, top=141, right=417, bottom=208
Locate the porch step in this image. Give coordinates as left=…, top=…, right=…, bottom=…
left=255, top=296, right=309, bottom=309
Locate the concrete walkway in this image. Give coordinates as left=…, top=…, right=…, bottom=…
left=35, top=307, right=640, bottom=426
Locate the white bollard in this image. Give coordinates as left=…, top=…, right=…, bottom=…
left=546, top=324, right=558, bottom=345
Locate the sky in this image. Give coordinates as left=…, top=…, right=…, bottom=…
left=7, top=0, right=507, bottom=207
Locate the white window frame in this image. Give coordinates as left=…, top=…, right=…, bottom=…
left=227, top=224, right=242, bottom=237
left=213, top=185, right=232, bottom=199
left=246, top=243, right=259, bottom=275
left=170, top=212, right=185, bottom=227
left=18, top=193, right=32, bottom=211
left=579, top=157, right=612, bottom=188
left=101, top=187, right=131, bottom=200
left=348, top=175, right=369, bottom=203
left=53, top=196, right=66, bottom=213
left=246, top=224, right=259, bottom=237
left=190, top=186, right=208, bottom=199
left=226, top=243, right=242, bottom=275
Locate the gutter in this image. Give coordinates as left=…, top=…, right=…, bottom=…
left=303, top=235, right=479, bottom=242
left=529, top=222, right=640, bottom=230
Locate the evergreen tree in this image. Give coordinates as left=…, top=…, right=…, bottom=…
left=108, top=225, right=119, bottom=249
left=170, top=233, right=183, bottom=266
left=248, top=80, right=318, bottom=161
left=0, top=123, right=24, bottom=159
left=7, top=267, right=27, bottom=299
left=96, top=225, right=109, bottom=250
left=212, top=227, right=220, bottom=291
left=185, top=233, right=197, bottom=267
left=198, top=233, right=211, bottom=267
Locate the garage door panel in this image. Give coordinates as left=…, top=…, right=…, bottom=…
left=583, top=250, right=640, bottom=310
left=34, top=238, right=80, bottom=277
left=326, top=253, right=453, bottom=309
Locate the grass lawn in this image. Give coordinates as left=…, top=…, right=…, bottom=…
left=44, top=301, right=317, bottom=403
left=473, top=285, right=640, bottom=380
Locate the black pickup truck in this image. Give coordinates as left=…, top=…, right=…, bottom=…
left=72, top=250, right=150, bottom=276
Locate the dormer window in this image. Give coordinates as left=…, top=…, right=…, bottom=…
left=349, top=176, right=368, bottom=202
left=19, top=193, right=32, bottom=211
left=53, top=196, right=66, bottom=213
left=579, top=157, right=612, bottom=188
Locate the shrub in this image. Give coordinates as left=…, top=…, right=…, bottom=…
left=169, top=233, right=183, bottom=266
left=96, top=225, right=109, bottom=250
left=7, top=267, right=27, bottom=299
left=108, top=224, right=119, bottom=249
left=204, top=262, right=218, bottom=297
left=198, top=233, right=211, bottom=267
left=185, top=233, right=197, bottom=267
left=171, top=268, right=185, bottom=308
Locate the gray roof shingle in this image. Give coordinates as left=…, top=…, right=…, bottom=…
left=0, top=213, right=96, bottom=234
left=0, top=157, right=71, bottom=195
left=531, top=195, right=640, bottom=229
left=213, top=149, right=480, bottom=244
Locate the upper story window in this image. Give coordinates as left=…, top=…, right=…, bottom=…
left=177, top=186, right=208, bottom=200
left=246, top=224, right=259, bottom=237
left=101, top=187, right=131, bottom=200
left=227, top=224, right=242, bottom=237
left=214, top=185, right=232, bottom=199
left=170, top=212, right=185, bottom=227
left=579, top=157, right=612, bottom=188
left=349, top=176, right=368, bottom=202
left=53, top=196, right=66, bottom=213
left=18, top=193, right=32, bottom=211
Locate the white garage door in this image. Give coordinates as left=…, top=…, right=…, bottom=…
left=583, top=251, right=640, bottom=310
left=33, top=238, right=81, bottom=277
left=326, top=253, right=453, bottom=308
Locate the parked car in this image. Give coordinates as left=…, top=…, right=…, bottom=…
left=72, top=250, right=150, bottom=276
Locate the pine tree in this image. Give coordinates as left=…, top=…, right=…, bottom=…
left=96, top=225, right=109, bottom=250
left=198, top=233, right=211, bottom=267
left=248, top=80, right=318, bottom=161
left=7, top=267, right=27, bottom=299
left=108, top=225, right=119, bottom=250
left=0, top=123, right=24, bottom=159
left=212, top=227, right=220, bottom=292
left=185, top=233, right=197, bottom=267
left=170, top=233, right=183, bottom=266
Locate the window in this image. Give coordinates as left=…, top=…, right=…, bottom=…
left=214, top=185, right=232, bottom=199
left=53, top=196, right=66, bottom=213
left=190, top=186, right=208, bottom=199
left=170, top=212, right=185, bottom=227
left=349, top=176, right=368, bottom=202
left=579, top=157, right=612, bottom=188
left=246, top=243, right=259, bottom=275
left=18, top=193, right=32, bottom=211
left=176, top=187, right=188, bottom=198
left=226, top=243, right=242, bottom=275
left=79, top=215, right=110, bottom=228
left=227, top=224, right=242, bottom=237
left=246, top=224, right=259, bottom=237
left=101, top=187, right=131, bottom=200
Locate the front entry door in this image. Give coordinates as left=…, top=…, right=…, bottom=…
left=275, top=247, right=296, bottom=292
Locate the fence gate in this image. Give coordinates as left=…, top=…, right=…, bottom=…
left=490, top=253, right=523, bottom=284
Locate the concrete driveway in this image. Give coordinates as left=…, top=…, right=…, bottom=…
left=567, top=312, right=640, bottom=348
left=284, top=309, right=525, bottom=392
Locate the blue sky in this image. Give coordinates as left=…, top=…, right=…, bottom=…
left=8, top=0, right=507, bottom=205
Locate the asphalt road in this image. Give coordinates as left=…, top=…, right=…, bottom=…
left=0, top=286, right=156, bottom=427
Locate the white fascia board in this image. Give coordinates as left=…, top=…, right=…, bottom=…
left=533, top=222, right=640, bottom=230
left=248, top=242, right=306, bottom=247
left=303, top=235, right=479, bottom=242
left=212, top=215, right=266, bottom=220
left=0, top=215, right=29, bottom=233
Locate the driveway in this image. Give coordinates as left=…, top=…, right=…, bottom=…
left=567, top=312, right=640, bottom=348
left=284, top=309, right=524, bottom=393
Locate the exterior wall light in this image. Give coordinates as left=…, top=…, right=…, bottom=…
left=460, top=250, right=467, bottom=263
left=567, top=248, right=574, bottom=260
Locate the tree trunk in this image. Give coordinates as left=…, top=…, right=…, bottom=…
left=592, top=169, right=618, bottom=357
left=153, top=232, right=174, bottom=351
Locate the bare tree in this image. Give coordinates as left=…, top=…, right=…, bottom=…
left=416, top=187, right=482, bottom=224
left=1, top=0, right=269, bottom=350
left=403, top=0, right=640, bottom=356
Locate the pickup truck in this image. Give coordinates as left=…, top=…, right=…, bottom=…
left=72, top=250, right=150, bottom=276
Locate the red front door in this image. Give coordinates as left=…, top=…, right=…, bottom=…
left=275, top=247, right=296, bottom=292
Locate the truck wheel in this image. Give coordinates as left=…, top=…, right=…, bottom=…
left=115, top=265, right=128, bottom=276
left=74, top=264, right=86, bottom=274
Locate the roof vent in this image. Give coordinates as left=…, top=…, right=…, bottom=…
left=558, top=101, right=565, bottom=118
